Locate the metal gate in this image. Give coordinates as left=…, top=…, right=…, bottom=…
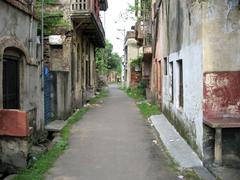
left=44, top=66, right=52, bottom=124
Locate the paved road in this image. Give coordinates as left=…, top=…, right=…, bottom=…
left=46, top=85, right=177, bottom=180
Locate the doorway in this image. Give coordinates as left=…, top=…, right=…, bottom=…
left=3, top=58, right=20, bottom=109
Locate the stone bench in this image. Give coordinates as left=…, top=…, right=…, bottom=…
left=204, top=118, right=240, bottom=165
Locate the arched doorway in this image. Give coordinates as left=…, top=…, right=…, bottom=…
left=2, top=47, right=24, bottom=109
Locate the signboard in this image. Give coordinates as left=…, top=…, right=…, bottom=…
left=49, top=35, right=65, bottom=45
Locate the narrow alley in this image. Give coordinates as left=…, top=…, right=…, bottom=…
left=0, top=0, right=240, bottom=179
left=46, top=85, right=176, bottom=180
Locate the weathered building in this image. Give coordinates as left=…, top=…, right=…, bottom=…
left=134, top=0, right=153, bottom=99
left=151, top=0, right=240, bottom=167
left=124, top=31, right=141, bottom=88
left=0, top=0, right=108, bottom=173
left=43, top=0, right=108, bottom=121
left=0, top=0, right=44, bottom=172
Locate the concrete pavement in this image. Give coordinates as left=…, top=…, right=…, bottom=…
left=45, top=85, right=177, bottom=180
left=150, top=115, right=215, bottom=180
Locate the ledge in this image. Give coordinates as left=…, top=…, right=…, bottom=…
left=203, top=118, right=240, bottom=128
left=4, top=0, right=37, bottom=19
left=0, top=109, right=31, bottom=137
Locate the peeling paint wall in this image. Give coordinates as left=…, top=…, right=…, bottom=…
left=203, top=72, right=240, bottom=119
left=201, top=0, right=240, bottom=166
left=154, top=0, right=240, bottom=161
left=0, top=1, right=43, bottom=131
left=157, top=0, right=204, bottom=156
left=0, top=1, right=44, bottom=173
left=202, top=0, right=240, bottom=72
left=155, top=0, right=240, bottom=165
left=202, top=0, right=240, bottom=119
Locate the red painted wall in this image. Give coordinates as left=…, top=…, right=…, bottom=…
left=0, top=109, right=30, bottom=137
left=203, top=72, right=240, bottom=119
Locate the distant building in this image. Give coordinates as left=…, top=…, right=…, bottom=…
left=43, top=0, right=108, bottom=121
left=134, top=0, right=153, bottom=99
left=124, top=31, right=141, bottom=88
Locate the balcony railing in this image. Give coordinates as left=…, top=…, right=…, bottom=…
left=71, top=0, right=89, bottom=11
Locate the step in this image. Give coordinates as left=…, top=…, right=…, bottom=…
left=149, top=114, right=215, bottom=180
left=45, top=120, right=68, bottom=132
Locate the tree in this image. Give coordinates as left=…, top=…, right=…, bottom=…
left=96, top=40, right=122, bottom=76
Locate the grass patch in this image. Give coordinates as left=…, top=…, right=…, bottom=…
left=89, top=88, right=108, bottom=104
left=13, top=88, right=108, bottom=180
left=122, top=86, right=160, bottom=117
left=137, top=102, right=161, bottom=118
left=126, top=88, right=145, bottom=101
left=182, top=169, right=202, bottom=180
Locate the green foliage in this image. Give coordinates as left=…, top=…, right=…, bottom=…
left=126, top=87, right=145, bottom=101
left=138, top=102, right=161, bottom=118
left=130, top=55, right=143, bottom=68
left=127, top=0, right=152, bottom=19
left=127, top=4, right=136, bottom=14
left=89, top=88, right=108, bottom=104
left=13, top=89, right=108, bottom=180
left=124, top=82, right=161, bottom=118
left=35, top=0, right=71, bottom=35
left=181, top=169, right=202, bottom=180
left=96, top=40, right=122, bottom=75
left=125, top=80, right=147, bottom=101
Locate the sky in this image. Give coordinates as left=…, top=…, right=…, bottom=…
left=101, top=0, right=135, bottom=56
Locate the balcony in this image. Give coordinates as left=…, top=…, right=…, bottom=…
left=143, top=45, right=152, bottom=62
left=70, top=0, right=107, bottom=48
left=135, top=20, right=144, bottom=44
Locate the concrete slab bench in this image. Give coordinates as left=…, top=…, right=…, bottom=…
left=45, top=120, right=68, bottom=132
left=203, top=118, right=240, bottom=166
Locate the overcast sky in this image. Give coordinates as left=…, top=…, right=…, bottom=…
left=101, top=0, right=135, bottom=56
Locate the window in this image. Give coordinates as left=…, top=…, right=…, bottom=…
left=178, top=60, right=183, bottom=107
left=164, top=57, right=168, bottom=75
left=169, top=61, right=173, bottom=103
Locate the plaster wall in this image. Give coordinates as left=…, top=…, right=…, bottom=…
left=158, top=0, right=204, bottom=155
left=0, top=1, right=43, bottom=172
left=201, top=0, right=240, bottom=166
left=202, top=0, right=240, bottom=119
left=0, top=1, right=43, bottom=131
left=0, top=1, right=38, bottom=59
left=202, top=0, right=240, bottom=72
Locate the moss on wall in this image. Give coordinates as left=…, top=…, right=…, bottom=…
left=163, top=105, right=202, bottom=159
left=35, top=0, right=71, bottom=35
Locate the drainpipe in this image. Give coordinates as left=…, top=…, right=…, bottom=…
left=41, top=0, right=44, bottom=91
left=29, top=0, right=34, bottom=56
